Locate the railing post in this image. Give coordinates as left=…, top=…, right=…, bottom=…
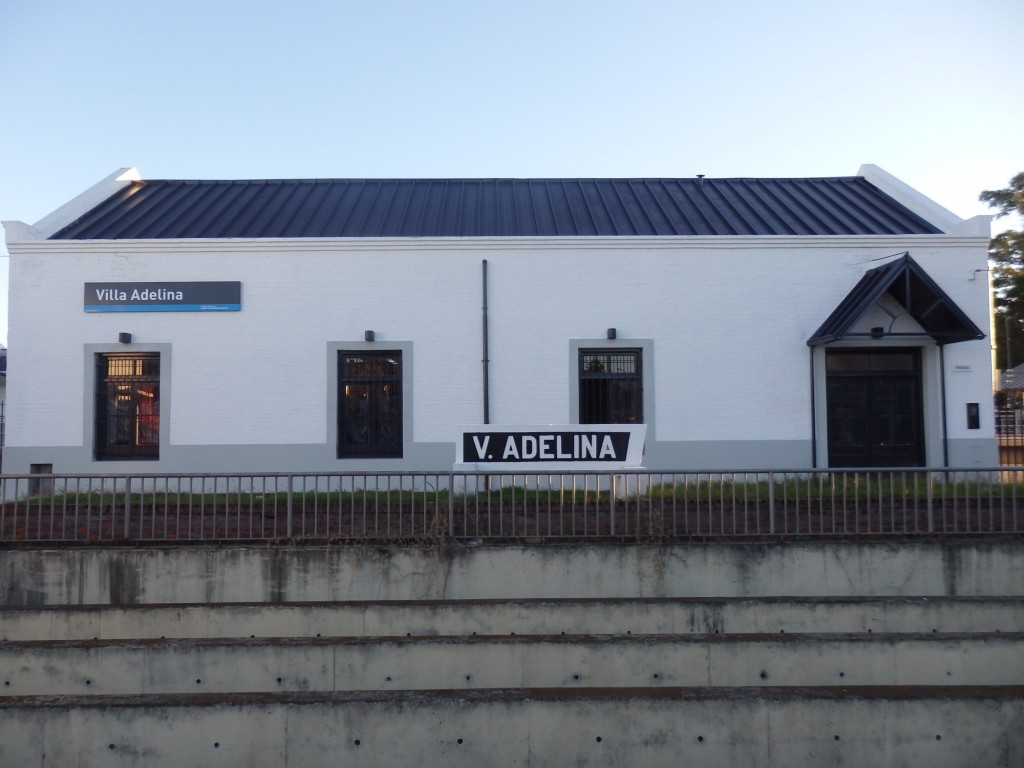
left=768, top=473, right=775, bottom=535
left=610, top=473, right=616, bottom=535
left=926, top=472, right=934, bottom=533
left=124, top=475, right=132, bottom=540
left=448, top=472, right=455, bottom=538
left=286, top=475, right=294, bottom=538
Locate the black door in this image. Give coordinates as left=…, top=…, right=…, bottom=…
left=826, top=350, right=924, bottom=468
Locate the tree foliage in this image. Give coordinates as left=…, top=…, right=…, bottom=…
left=981, top=173, right=1024, bottom=371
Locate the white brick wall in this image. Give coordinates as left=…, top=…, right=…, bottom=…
left=5, top=234, right=995, bottom=461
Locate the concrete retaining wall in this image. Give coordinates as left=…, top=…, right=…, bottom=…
left=5, top=596, right=1023, bottom=641
left=2, top=689, right=1021, bottom=768
left=2, top=540, right=1023, bottom=606
left=4, top=633, right=1021, bottom=695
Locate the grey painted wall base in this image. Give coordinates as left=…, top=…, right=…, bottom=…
left=2, top=437, right=1000, bottom=475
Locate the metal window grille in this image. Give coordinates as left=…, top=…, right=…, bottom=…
left=94, top=353, right=160, bottom=460
left=579, top=349, right=642, bottom=424
left=338, top=351, right=403, bottom=458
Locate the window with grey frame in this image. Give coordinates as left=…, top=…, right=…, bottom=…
left=578, top=349, right=643, bottom=424
left=338, top=351, right=403, bottom=458
left=94, top=353, right=160, bottom=460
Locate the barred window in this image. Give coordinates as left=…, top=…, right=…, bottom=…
left=338, top=351, right=403, bottom=458
left=579, top=349, right=642, bottom=424
left=95, top=353, right=160, bottom=460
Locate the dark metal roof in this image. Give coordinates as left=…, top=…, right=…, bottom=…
left=49, top=177, right=943, bottom=240
left=808, top=254, right=985, bottom=347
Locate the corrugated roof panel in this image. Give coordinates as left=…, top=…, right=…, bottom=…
left=619, top=180, right=659, bottom=235
left=761, top=182, right=823, bottom=236
left=168, top=181, right=244, bottom=238
left=774, top=181, right=844, bottom=235
left=48, top=176, right=946, bottom=240
left=806, top=180, right=873, bottom=235
left=280, top=182, right=330, bottom=238
left=810, top=181, right=882, bottom=235
left=710, top=181, right=767, bottom=235
left=636, top=181, right=678, bottom=235
left=666, top=182, right=721, bottom=235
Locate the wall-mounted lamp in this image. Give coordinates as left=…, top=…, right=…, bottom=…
left=364, top=330, right=375, bottom=342
left=118, top=332, right=132, bottom=344
left=870, top=327, right=884, bottom=339
left=606, top=328, right=617, bottom=340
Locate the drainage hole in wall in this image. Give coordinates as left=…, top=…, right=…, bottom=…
left=834, top=735, right=840, bottom=741
left=839, top=672, right=845, bottom=678
left=386, top=677, right=392, bottom=682
left=458, top=739, right=464, bottom=745
left=108, top=744, right=115, bottom=750
left=697, top=736, right=704, bottom=743
left=932, top=628, right=937, bottom=633
left=316, top=633, right=321, bottom=638
left=759, top=671, right=767, bottom=680
left=250, top=635, right=255, bottom=639
left=3, top=681, right=8, bottom=687
left=595, top=737, right=602, bottom=743
left=573, top=674, right=580, bottom=680
left=652, top=673, right=660, bottom=680
left=465, top=675, right=471, bottom=681
left=85, top=680, right=92, bottom=686
left=277, top=677, right=283, bottom=684
left=936, top=735, right=942, bottom=740
left=946, top=671, right=952, bottom=676
left=354, top=740, right=361, bottom=747
left=214, top=743, right=220, bottom=749
left=196, top=679, right=202, bottom=685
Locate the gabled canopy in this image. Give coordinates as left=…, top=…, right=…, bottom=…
left=808, top=253, right=985, bottom=346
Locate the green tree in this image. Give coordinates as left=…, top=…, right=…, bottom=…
left=981, top=172, right=1024, bottom=373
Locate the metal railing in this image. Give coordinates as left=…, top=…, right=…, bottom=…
left=2, top=468, right=1023, bottom=545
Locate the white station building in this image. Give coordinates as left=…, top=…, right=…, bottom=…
left=1, top=165, right=997, bottom=475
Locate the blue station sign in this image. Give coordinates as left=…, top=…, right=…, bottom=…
left=84, top=282, right=241, bottom=312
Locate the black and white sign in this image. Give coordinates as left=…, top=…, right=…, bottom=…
left=457, top=425, right=646, bottom=469
left=84, top=282, right=241, bottom=312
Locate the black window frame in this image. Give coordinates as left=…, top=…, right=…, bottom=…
left=337, top=350, right=404, bottom=459
left=578, top=348, right=643, bottom=424
left=94, top=352, right=161, bottom=461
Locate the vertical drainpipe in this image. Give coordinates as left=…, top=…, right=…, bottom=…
left=809, top=347, right=817, bottom=468
left=482, top=259, right=490, bottom=425
left=940, top=345, right=949, bottom=467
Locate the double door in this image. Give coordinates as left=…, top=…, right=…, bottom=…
left=826, top=349, right=924, bottom=468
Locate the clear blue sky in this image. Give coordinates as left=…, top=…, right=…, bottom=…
left=2, top=0, right=1021, bottom=346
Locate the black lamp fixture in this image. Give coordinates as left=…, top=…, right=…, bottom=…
left=364, top=330, right=375, bottom=342
left=118, top=332, right=132, bottom=344
left=606, top=328, right=617, bottom=340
